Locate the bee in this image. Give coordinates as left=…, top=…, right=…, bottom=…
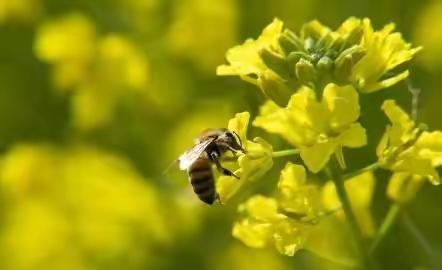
left=178, top=128, right=245, bottom=205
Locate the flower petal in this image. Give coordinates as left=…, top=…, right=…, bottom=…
left=228, top=111, right=250, bottom=146
left=381, top=99, right=415, bottom=146
left=232, top=219, right=272, bottom=248
left=337, top=123, right=367, bottom=148
left=277, top=163, right=321, bottom=217
left=216, top=18, right=283, bottom=79
left=387, top=172, right=425, bottom=203
left=239, top=195, right=280, bottom=222
left=300, top=142, right=335, bottom=173
left=273, top=218, right=310, bottom=256
left=323, top=84, right=360, bottom=129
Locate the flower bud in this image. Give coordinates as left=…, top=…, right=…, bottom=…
left=345, top=26, right=363, bottom=45
left=330, top=36, right=345, bottom=52
left=334, top=54, right=353, bottom=83
left=304, top=37, right=315, bottom=52
left=334, top=46, right=366, bottom=83
left=315, top=33, right=335, bottom=50
left=287, top=52, right=310, bottom=78
left=336, top=45, right=366, bottom=64
left=316, top=56, right=333, bottom=74
left=258, top=70, right=292, bottom=107
left=302, top=21, right=327, bottom=40
left=259, top=48, right=289, bottom=79
left=287, top=52, right=311, bottom=64
left=279, top=31, right=304, bottom=56
left=295, top=58, right=316, bottom=83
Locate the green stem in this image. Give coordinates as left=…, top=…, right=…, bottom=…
left=342, top=163, right=379, bottom=181
left=369, top=203, right=400, bottom=254
left=326, top=164, right=369, bottom=270
left=272, top=149, right=300, bottom=158
left=402, top=212, right=435, bottom=259
left=307, top=249, right=358, bottom=268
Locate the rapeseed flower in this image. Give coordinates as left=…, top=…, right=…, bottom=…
left=351, top=19, right=422, bottom=92
left=217, top=18, right=283, bottom=83
left=0, top=144, right=175, bottom=269
left=232, top=195, right=312, bottom=256
left=34, top=13, right=96, bottom=90
left=387, top=172, right=425, bottom=204
left=254, top=83, right=366, bottom=173
left=377, top=100, right=442, bottom=185
left=168, top=0, right=237, bottom=72
left=0, top=0, right=40, bottom=23
left=34, top=13, right=150, bottom=130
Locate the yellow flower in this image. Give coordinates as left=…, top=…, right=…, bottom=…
left=232, top=195, right=311, bottom=256
left=35, top=14, right=150, bottom=130
left=71, top=34, right=149, bottom=130
left=215, top=244, right=287, bottom=270
left=414, top=1, right=442, bottom=71
left=277, top=163, right=321, bottom=219
left=0, top=0, right=40, bottom=23
left=322, top=171, right=376, bottom=236
left=254, top=83, right=366, bottom=173
left=238, top=195, right=281, bottom=222
left=377, top=100, right=442, bottom=185
left=387, top=172, right=425, bottom=204
left=0, top=144, right=181, bottom=269
left=216, top=18, right=366, bottom=106
left=233, top=164, right=326, bottom=256
left=96, top=35, right=149, bottom=91
left=232, top=218, right=272, bottom=248
left=34, top=13, right=96, bottom=90
left=217, top=18, right=283, bottom=83
left=168, top=0, right=238, bottom=72
left=351, top=19, right=422, bottom=93
left=217, top=112, right=273, bottom=202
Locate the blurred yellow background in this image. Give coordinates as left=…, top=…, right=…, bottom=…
left=0, top=0, right=441, bottom=269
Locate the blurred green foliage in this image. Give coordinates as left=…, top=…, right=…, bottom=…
left=0, top=0, right=441, bottom=269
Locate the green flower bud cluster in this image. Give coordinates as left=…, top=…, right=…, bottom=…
left=218, top=17, right=421, bottom=106
left=265, top=22, right=365, bottom=90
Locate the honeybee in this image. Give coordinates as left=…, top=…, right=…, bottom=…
left=178, top=128, right=245, bottom=205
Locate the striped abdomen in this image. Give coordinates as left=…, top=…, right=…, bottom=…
left=188, top=157, right=216, bottom=205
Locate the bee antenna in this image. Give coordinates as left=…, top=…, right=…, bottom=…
left=232, top=131, right=243, bottom=148
left=232, top=131, right=245, bottom=153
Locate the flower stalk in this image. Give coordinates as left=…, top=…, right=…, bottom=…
left=326, top=160, right=369, bottom=270
left=369, top=203, right=400, bottom=254
left=272, top=149, right=300, bottom=158
left=343, top=163, right=380, bottom=181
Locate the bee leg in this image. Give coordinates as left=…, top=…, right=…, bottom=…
left=215, top=193, right=224, bottom=205
left=219, top=142, right=245, bottom=155
left=221, top=156, right=237, bottom=162
left=211, top=156, right=240, bottom=179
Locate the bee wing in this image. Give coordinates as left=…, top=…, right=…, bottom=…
left=162, top=159, right=180, bottom=176
left=178, top=139, right=214, bottom=170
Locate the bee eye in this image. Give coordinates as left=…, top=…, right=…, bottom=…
left=225, top=132, right=234, bottom=138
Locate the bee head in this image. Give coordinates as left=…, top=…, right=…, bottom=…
left=220, top=130, right=245, bottom=153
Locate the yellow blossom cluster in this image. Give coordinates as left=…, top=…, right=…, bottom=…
left=232, top=163, right=375, bottom=256
left=0, top=0, right=41, bottom=23
left=215, top=17, right=439, bottom=261
left=0, top=144, right=202, bottom=269
left=34, top=13, right=149, bottom=130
